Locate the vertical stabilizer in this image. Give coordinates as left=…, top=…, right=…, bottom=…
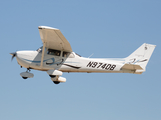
left=125, top=43, right=156, bottom=73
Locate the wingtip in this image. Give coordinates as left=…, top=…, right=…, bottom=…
left=38, top=26, right=59, bottom=30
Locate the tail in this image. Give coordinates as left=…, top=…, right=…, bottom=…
left=123, top=43, right=156, bottom=74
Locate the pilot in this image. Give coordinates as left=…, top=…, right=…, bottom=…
left=63, top=53, right=67, bottom=57
left=56, top=51, right=60, bottom=56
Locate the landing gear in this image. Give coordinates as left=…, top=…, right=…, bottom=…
left=53, top=81, right=60, bottom=84
left=22, top=77, right=28, bottom=79
left=49, top=75, right=60, bottom=84
left=20, top=68, right=34, bottom=79
left=50, top=76, right=66, bottom=84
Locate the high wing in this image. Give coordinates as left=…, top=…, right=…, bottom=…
left=38, top=26, right=72, bottom=82
left=38, top=26, right=72, bottom=52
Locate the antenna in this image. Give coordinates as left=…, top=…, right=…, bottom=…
left=88, top=53, right=94, bottom=58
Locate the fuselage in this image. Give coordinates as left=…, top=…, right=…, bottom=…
left=14, top=48, right=127, bottom=74
left=9, top=25, right=156, bottom=84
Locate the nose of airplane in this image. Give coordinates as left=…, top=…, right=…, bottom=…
left=10, top=52, right=17, bottom=61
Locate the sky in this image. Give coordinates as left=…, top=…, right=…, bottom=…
left=1, top=0, right=161, bottom=120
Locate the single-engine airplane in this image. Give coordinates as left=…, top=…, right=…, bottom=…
left=10, top=26, right=156, bottom=84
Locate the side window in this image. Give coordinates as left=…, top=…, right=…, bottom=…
left=47, top=49, right=61, bottom=56
left=63, top=52, right=70, bottom=57
left=68, top=53, right=75, bottom=58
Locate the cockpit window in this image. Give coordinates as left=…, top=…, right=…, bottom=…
left=36, top=46, right=43, bottom=53
left=47, top=49, right=61, bottom=56
left=63, top=52, right=70, bottom=57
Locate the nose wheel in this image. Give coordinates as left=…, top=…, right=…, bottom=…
left=20, top=68, right=34, bottom=79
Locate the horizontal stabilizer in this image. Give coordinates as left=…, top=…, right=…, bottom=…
left=121, top=64, right=143, bottom=71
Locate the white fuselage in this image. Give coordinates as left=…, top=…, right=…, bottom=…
left=15, top=50, right=129, bottom=74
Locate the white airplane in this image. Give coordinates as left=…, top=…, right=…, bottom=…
left=10, top=26, right=156, bottom=84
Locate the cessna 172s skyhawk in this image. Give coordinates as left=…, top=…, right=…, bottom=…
left=10, top=26, right=156, bottom=84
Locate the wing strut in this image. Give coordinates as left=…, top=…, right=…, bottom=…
left=40, top=42, right=46, bottom=68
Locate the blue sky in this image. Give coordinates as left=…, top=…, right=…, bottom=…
left=1, top=0, right=161, bottom=120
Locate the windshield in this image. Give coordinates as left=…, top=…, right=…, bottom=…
left=36, top=46, right=43, bottom=53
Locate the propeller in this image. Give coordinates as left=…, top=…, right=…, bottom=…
left=10, top=52, right=17, bottom=61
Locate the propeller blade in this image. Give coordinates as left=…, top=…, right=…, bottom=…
left=10, top=52, right=17, bottom=61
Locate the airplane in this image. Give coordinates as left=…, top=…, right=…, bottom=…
left=10, top=26, right=156, bottom=84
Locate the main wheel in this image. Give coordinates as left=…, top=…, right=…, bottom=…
left=22, top=77, right=28, bottom=79
left=53, top=81, right=60, bottom=84
left=49, top=75, right=56, bottom=78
